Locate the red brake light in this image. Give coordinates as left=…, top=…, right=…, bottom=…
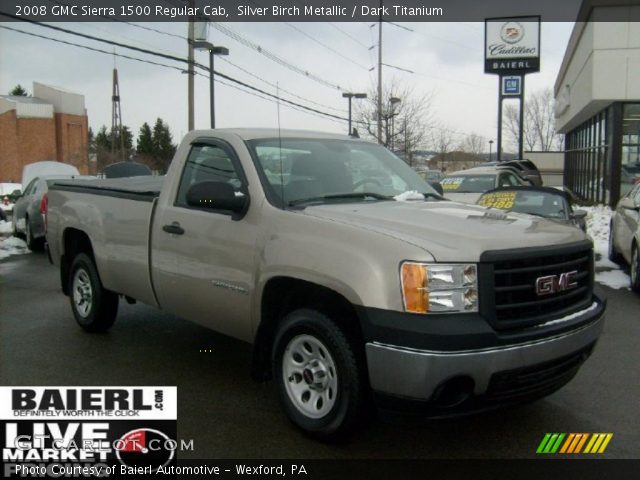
left=40, top=193, right=49, bottom=228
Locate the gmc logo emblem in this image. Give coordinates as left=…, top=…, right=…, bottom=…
left=535, top=271, right=579, bottom=296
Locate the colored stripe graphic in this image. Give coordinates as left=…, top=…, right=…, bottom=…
left=538, top=433, right=613, bottom=454
left=537, top=433, right=565, bottom=454
left=584, top=433, right=613, bottom=454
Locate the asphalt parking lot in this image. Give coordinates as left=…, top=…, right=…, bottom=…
left=1, top=251, right=639, bottom=459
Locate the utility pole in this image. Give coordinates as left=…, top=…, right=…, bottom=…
left=377, top=0, right=383, bottom=144
left=187, top=0, right=195, bottom=131
left=111, top=64, right=125, bottom=161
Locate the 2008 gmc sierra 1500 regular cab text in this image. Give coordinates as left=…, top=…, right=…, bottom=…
left=46, top=129, right=605, bottom=438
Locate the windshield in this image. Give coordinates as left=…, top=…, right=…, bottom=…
left=247, top=138, right=437, bottom=206
left=478, top=190, right=569, bottom=219
left=441, top=175, right=496, bottom=193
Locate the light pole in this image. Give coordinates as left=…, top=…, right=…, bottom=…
left=489, top=140, right=494, bottom=162
left=193, top=41, right=229, bottom=129
left=342, top=92, right=367, bottom=135
left=389, top=96, right=401, bottom=150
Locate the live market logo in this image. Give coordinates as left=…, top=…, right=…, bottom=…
left=0, top=387, right=177, bottom=477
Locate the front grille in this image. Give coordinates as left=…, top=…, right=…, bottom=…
left=486, top=344, right=594, bottom=400
left=479, top=241, right=593, bottom=330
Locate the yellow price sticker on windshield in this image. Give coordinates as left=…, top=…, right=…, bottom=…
left=478, top=191, right=517, bottom=210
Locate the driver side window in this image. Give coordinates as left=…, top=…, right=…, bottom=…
left=175, top=144, right=244, bottom=208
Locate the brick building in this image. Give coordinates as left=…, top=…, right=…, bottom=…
left=0, top=82, right=89, bottom=182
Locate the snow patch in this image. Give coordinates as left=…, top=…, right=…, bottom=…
left=595, top=270, right=631, bottom=290
left=581, top=205, right=631, bottom=289
left=0, top=235, right=29, bottom=261
left=394, top=190, right=424, bottom=201
left=0, top=221, right=12, bottom=235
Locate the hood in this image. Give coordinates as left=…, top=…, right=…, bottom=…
left=443, top=192, right=483, bottom=204
left=300, top=200, right=588, bottom=262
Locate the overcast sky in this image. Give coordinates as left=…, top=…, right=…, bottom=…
left=0, top=20, right=573, bottom=151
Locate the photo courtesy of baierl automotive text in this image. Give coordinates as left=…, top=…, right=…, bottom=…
left=0, top=0, right=639, bottom=478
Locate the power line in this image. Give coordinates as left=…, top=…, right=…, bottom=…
left=209, top=22, right=343, bottom=91
left=327, top=23, right=370, bottom=49
left=0, top=22, right=351, bottom=125
left=283, top=22, right=369, bottom=70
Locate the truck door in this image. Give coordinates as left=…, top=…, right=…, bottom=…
left=151, top=141, right=258, bottom=342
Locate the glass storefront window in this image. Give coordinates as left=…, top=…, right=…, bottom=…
left=621, top=103, right=640, bottom=196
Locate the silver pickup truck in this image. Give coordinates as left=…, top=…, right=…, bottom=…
left=46, top=129, right=605, bottom=438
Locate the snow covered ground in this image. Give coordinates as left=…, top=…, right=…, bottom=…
left=0, top=221, right=28, bottom=260
left=582, top=205, right=631, bottom=290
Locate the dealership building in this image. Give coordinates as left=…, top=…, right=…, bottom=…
left=0, top=82, right=89, bottom=183
left=555, top=1, right=640, bottom=206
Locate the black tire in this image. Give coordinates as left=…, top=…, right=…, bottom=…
left=69, top=253, right=118, bottom=332
left=631, top=244, right=640, bottom=294
left=272, top=308, right=367, bottom=439
left=25, top=217, right=44, bottom=251
left=608, top=223, right=623, bottom=264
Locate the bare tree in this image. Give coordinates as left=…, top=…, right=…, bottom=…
left=428, top=126, right=456, bottom=171
left=354, top=81, right=434, bottom=165
left=459, top=132, right=487, bottom=156
left=504, top=103, right=537, bottom=152
left=503, top=88, right=564, bottom=152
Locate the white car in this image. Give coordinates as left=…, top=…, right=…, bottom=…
left=609, top=183, right=640, bottom=292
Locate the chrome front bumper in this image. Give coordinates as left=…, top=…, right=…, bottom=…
left=365, top=307, right=604, bottom=401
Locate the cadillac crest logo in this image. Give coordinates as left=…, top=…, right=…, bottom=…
left=500, top=22, right=525, bottom=44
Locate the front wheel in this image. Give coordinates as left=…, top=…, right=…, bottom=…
left=69, top=253, right=119, bottom=332
left=631, top=244, right=640, bottom=293
left=272, top=309, right=367, bottom=439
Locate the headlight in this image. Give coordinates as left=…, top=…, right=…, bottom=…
left=401, top=262, right=478, bottom=314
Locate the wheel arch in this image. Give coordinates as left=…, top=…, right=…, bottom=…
left=251, top=276, right=366, bottom=382
left=60, top=228, right=95, bottom=296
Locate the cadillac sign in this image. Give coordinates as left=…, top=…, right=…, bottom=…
left=485, top=16, right=541, bottom=74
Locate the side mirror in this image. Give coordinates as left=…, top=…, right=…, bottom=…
left=11, top=189, right=22, bottom=198
left=186, top=181, right=249, bottom=217
left=572, top=209, right=587, bottom=220
left=429, top=181, right=444, bottom=196
left=620, top=197, right=639, bottom=211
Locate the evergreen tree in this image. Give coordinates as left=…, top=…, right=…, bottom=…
left=9, top=84, right=28, bottom=96
left=137, top=122, right=154, bottom=155
left=151, top=118, right=177, bottom=173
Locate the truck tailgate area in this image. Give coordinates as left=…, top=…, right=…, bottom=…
left=48, top=176, right=162, bottom=307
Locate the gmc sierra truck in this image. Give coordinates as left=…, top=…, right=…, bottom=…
left=46, top=129, right=605, bottom=438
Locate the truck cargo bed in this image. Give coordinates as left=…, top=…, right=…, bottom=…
left=50, top=176, right=164, bottom=201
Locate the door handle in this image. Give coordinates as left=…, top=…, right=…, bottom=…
left=162, top=222, right=184, bottom=235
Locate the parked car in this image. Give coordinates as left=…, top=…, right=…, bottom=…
left=46, top=129, right=604, bottom=438
left=0, top=182, right=22, bottom=213
left=418, top=169, right=445, bottom=183
left=609, top=182, right=640, bottom=292
left=621, top=163, right=640, bottom=198
left=21, top=161, right=79, bottom=189
left=103, top=161, right=152, bottom=178
left=442, top=167, right=526, bottom=203
left=477, top=186, right=587, bottom=231
left=480, top=159, right=543, bottom=186
left=12, top=175, right=93, bottom=250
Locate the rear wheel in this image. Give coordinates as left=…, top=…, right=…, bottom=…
left=25, top=217, right=44, bottom=251
left=69, top=253, right=118, bottom=332
left=631, top=244, right=640, bottom=293
left=272, top=309, right=367, bottom=439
